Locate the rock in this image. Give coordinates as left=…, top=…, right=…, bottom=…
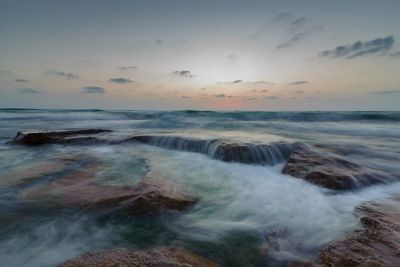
left=8, top=129, right=111, bottom=145
left=312, top=144, right=350, bottom=156
left=0, top=160, right=68, bottom=188
left=20, top=161, right=197, bottom=215
left=282, top=147, right=394, bottom=190
left=311, top=197, right=400, bottom=267
left=59, top=246, right=220, bottom=267
left=210, top=142, right=299, bottom=165
left=125, top=135, right=302, bottom=165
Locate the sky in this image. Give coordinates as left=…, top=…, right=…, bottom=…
left=0, top=0, right=400, bottom=110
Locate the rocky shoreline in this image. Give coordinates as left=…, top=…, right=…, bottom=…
left=310, top=196, right=400, bottom=267
left=4, top=129, right=400, bottom=266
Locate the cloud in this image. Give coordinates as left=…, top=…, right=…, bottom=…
left=45, top=70, right=79, bottom=79
left=391, top=51, right=400, bottom=57
left=244, top=97, right=257, bottom=101
left=368, top=89, right=400, bottom=96
left=14, top=79, right=28, bottom=83
left=289, top=81, right=309, bottom=85
left=259, top=89, right=268, bottom=93
left=253, top=80, right=274, bottom=85
left=17, top=88, right=41, bottom=94
left=180, top=96, right=192, bottom=99
left=173, top=70, right=195, bottom=78
left=81, top=86, right=106, bottom=94
left=291, top=17, right=307, bottom=26
left=214, top=94, right=226, bottom=98
left=217, top=80, right=242, bottom=84
left=155, top=39, right=163, bottom=45
left=265, top=96, right=279, bottom=100
left=109, top=77, right=135, bottom=84
left=277, top=26, right=321, bottom=49
left=295, top=90, right=305, bottom=94
left=0, top=70, right=14, bottom=75
left=226, top=54, right=238, bottom=61
left=217, top=80, right=274, bottom=86
left=319, top=36, right=395, bottom=59
left=117, top=66, right=137, bottom=71
left=272, top=12, right=296, bottom=22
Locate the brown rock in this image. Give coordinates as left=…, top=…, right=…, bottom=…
left=0, top=160, right=67, bottom=188
left=59, top=246, right=220, bottom=267
left=312, top=197, right=400, bottom=267
left=125, top=135, right=301, bottom=165
left=8, top=129, right=111, bottom=145
left=282, top=147, right=393, bottom=190
left=21, top=161, right=197, bottom=215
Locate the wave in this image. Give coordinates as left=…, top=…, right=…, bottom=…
left=2, top=109, right=400, bottom=122
left=134, top=110, right=400, bottom=122
left=126, top=135, right=302, bottom=165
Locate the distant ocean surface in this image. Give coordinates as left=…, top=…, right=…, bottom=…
left=0, top=109, right=400, bottom=266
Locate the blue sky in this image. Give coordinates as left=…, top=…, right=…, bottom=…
left=0, top=0, right=399, bottom=110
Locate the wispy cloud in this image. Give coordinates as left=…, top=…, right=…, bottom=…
left=17, top=88, right=41, bottom=94
left=217, top=79, right=242, bottom=85
left=180, top=95, right=192, bottom=99
left=295, top=90, right=305, bottom=94
left=117, top=66, right=137, bottom=71
left=253, top=80, right=274, bottom=85
left=265, top=96, right=279, bottom=100
left=109, top=77, right=135, bottom=84
left=81, top=86, right=106, bottom=94
left=391, top=51, right=400, bottom=58
left=0, top=70, right=14, bottom=75
left=272, top=12, right=296, bottom=22
left=45, top=70, right=79, bottom=79
left=368, top=89, right=400, bottom=96
left=291, top=17, right=307, bottom=27
left=226, top=54, right=238, bottom=61
left=14, top=79, right=28, bottom=83
left=214, top=94, right=226, bottom=98
left=319, top=36, right=395, bottom=59
left=172, top=70, right=195, bottom=78
left=289, top=81, right=309, bottom=85
left=155, top=39, right=163, bottom=45
left=277, top=26, right=321, bottom=49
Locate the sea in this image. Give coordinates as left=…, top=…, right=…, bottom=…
left=0, top=109, right=399, bottom=266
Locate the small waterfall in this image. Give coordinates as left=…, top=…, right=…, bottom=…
left=126, top=135, right=301, bottom=165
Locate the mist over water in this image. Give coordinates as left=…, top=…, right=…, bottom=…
left=0, top=109, right=399, bottom=266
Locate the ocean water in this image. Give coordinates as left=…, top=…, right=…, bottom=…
left=0, top=109, right=399, bottom=266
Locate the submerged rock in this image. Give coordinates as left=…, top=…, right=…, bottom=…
left=0, top=160, right=68, bottom=188
left=126, top=135, right=303, bottom=165
left=312, top=197, right=400, bottom=266
left=20, top=161, right=197, bottom=214
left=8, top=129, right=111, bottom=145
left=282, top=147, right=394, bottom=189
left=59, top=246, right=220, bottom=267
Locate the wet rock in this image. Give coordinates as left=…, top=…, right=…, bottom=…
left=312, top=144, right=350, bottom=156
left=59, top=246, right=220, bottom=267
left=21, top=162, right=197, bottom=215
left=8, top=129, right=111, bottom=145
left=125, top=135, right=303, bottom=165
left=282, top=147, right=394, bottom=189
left=211, top=142, right=300, bottom=165
left=0, top=160, right=68, bottom=188
left=312, top=197, right=400, bottom=267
